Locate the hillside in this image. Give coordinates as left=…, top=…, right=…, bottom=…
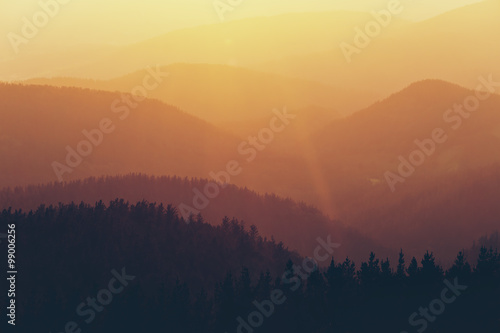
left=253, top=0, right=500, bottom=97
left=24, top=63, right=362, bottom=121
left=0, top=200, right=299, bottom=332
left=0, top=174, right=386, bottom=261
left=315, top=80, right=500, bottom=182
left=2, top=200, right=498, bottom=332
left=310, top=80, right=500, bottom=260
left=2, top=81, right=500, bottom=262
left=340, top=165, right=500, bottom=261
left=0, top=83, right=243, bottom=188
left=2, top=1, right=499, bottom=331
left=0, top=11, right=409, bottom=81
left=0, top=82, right=339, bottom=207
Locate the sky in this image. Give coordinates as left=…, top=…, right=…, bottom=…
left=0, top=0, right=486, bottom=59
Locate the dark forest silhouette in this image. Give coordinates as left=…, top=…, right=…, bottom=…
left=1, top=201, right=498, bottom=332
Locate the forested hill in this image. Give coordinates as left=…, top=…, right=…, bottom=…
left=0, top=174, right=386, bottom=262
left=0, top=200, right=298, bottom=331
left=1, top=201, right=498, bottom=332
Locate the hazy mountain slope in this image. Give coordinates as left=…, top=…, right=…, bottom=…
left=311, top=79, right=500, bottom=212
left=24, top=63, right=364, bottom=121
left=219, top=105, right=341, bottom=144
left=0, top=174, right=387, bottom=261
left=279, top=80, right=497, bottom=216
left=309, top=80, right=500, bottom=260
left=0, top=83, right=241, bottom=188
left=341, top=165, right=500, bottom=262
left=3, top=81, right=499, bottom=262
left=315, top=80, right=500, bottom=182
left=252, top=0, right=500, bottom=97
left=0, top=83, right=325, bottom=208
left=9, top=11, right=407, bottom=80
left=0, top=43, right=119, bottom=81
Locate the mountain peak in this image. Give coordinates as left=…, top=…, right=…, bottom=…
left=399, top=79, right=466, bottom=97
left=374, top=79, right=472, bottom=108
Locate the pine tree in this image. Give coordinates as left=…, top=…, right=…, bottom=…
left=396, top=249, right=406, bottom=279
left=407, top=257, right=419, bottom=278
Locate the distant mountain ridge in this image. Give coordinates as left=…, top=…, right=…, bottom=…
left=0, top=11, right=408, bottom=80
left=252, top=0, right=500, bottom=97
left=0, top=174, right=387, bottom=262
left=23, top=63, right=370, bottom=121
left=2, top=80, right=500, bottom=262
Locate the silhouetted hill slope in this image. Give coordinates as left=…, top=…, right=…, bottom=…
left=24, top=63, right=359, bottom=121
left=0, top=174, right=385, bottom=261
left=0, top=200, right=299, bottom=331
left=1, top=201, right=498, bottom=332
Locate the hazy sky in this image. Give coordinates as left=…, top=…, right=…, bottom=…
left=0, top=0, right=485, bottom=58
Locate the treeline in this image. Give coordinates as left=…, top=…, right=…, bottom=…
left=0, top=200, right=297, bottom=332
left=1, top=201, right=499, bottom=332
left=0, top=174, right=384, bottom=262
